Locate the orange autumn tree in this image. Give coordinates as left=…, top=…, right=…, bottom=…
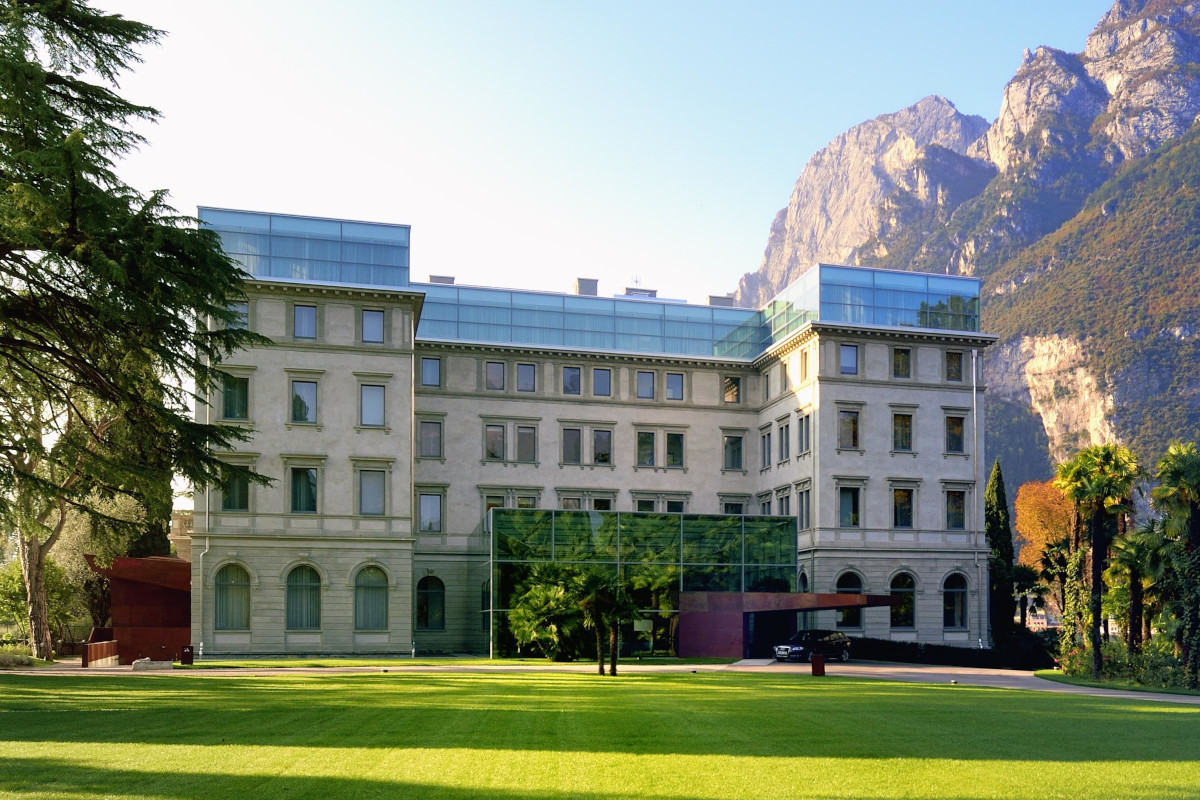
left=1014, top=480, right=1075, bottom=617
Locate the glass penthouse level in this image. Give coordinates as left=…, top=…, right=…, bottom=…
left=200, top=209, right=982, bottom=359
left=490, top=509, right=797, bottom=655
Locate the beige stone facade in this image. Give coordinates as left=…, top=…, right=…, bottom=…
left=194, top=281, right=994, bottom=655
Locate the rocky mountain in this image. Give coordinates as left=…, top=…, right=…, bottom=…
left=736, top=0, right=1200, bottom=488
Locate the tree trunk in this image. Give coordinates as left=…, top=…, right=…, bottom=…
left=1089, top=513, right=1105, bottom=680
left=17, top=532, right=53, bottom=660
left=594, top=621, right=605, bottom=675
left=1128, top=565, right=1143, bottom=656
left=608, top=623, right=619, bottom=676
left=1019, top=595, right=1028, bottom=629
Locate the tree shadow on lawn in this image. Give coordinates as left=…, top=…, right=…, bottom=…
left=0, top=756, right=1197, bottom=800
left=1, top=672, right=1197, bottom=764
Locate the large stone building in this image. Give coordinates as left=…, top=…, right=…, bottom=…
left=190, top=208, right=995, bottom=658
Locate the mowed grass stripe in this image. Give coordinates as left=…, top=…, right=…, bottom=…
left=0, top=671, right=1196, bottom=800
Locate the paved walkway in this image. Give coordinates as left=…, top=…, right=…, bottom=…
left=10, top=656, right=1200, bottom=705
left=732, top=658, right=1200, bottom=704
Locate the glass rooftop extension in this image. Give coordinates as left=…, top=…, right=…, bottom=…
left=200, top=209, right=981, bottom=359
left=199, top=207, right=410, bottom=288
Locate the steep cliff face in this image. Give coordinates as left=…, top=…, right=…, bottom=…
left=988, top=336, right=1119, bottom=465
left=735, top=0, right=1200, bottom=481
left=735, top=96, right=989, bottom=307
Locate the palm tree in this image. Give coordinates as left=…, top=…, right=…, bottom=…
left=1151, top=442, right=1200, bottom=688
left=574, top=569, right=617, bottom=675
left=1011, top=564, right=1045, bottom=629
left=1039, top=536, right=1070, bottom=621
left=1106, top=522, right=1158, bottom=655
left=1054, top=444, right=1141, bottom=679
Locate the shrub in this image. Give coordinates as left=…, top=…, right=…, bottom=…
left=0, top=643, right=34, bottom=668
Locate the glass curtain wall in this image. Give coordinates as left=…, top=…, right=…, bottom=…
left=491, top=509, right=796, bottom=656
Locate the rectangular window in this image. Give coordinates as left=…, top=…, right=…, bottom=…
left=419, top=493, right=442, bottom=532
left=840, top=344, right=858, bottom=375
left=291, top=467, right=317, bottom=513
left=723, top=376, right=742, bottom=404
left=361, top=309, right=384, bottom=343
left=294, top=304, right=317, bottom=339
left=485, top=425, right=505, bottom=461
left=593, top=368, right=611, bottom=397
left=637, top=499, right=656, bottom=512
left=637, top=431, right=655, bottom=466
left=946, top=416, right=965, bottom=453
left=893, top=347, right=911, bottom=379
left=893, top=413, right=913, bottom=451
left=763, top=372, right=771, bottom=401
left=485, top=495, right=505, bottom=515
left=291, top=380, right=317, bottom=423
left=221, top=375, right=249, bottom=420
left=778, top=493, right=791, bottom=516
left=798, top=415, right=811, bottom=454
left=666, top=500, right=684, bottom=513
left=516, top=425, right=537, bottom=463
left=797, top=489, right=811, bottom=529
left=419, top=420, right=442, bottom=458
left=562, top=428, right=582, bottom=464
left=760, top=432, right=772, bottom=469
left=723, top=435, right=743, bottom=470
left=893, top=488, right=914, bottom=528
left=421, top=357, right=441, bottom=387
left=724, top=502, right=744, bottom=515
left=760, top=498, right=772, bottom=515
left=592, top=498, right=612, bottom=511
left=562, top=366, right=581, bottom=395
left=666, top=372, right=683, bottom=401
left=360, top=384, right=385, bottom=427
left=799, top=350, right=809, bottom=383
left=946, top=351, right=964, bottom=382
left=778, top=423, right=790, bottom=461
left=517, top=363, right=536, bottom=393
left=838, top=410, right=859, bottom=449
left=485, top=361, right=505, bottom=391
left=561, top=497, right=582, bottom=510
left=666, top=432, right=684, bottom=467
left=516, top=495, right=537, bottom=509
left=359, top=470, right=385, bottom=515
left=592, top=429, right=612, bottom=465
left=228, top=301, right=249, bottom=330
left=221, top=474, right=249, bottom=512
left=946, top=490, right=966, bottom=530
left=636, top=370, right=655, bottom=399
left=839, top=487, right=860, bottom=527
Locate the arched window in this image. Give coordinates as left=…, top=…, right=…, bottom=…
left=286, top=565, right=321, bottom=630
left=417, top=576, right=445, bottom=631
left=798, top=572, right=809, bottom=593
left=943, top=573, right=968, bottom=629
left=214, top=564, right=250, bottom=630
left=354, top=567, right=388, bottom=631
left=836, top=572, right=863, bottom=629
left=890, top=572, right=916, bottom=629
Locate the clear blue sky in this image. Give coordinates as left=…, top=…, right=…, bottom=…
left=106, top=0, right=1115, bottom=304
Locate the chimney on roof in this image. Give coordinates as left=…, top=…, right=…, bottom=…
left=574, top=278, right=598, bottom=296
left=708, top=294, right=735, bottom=307
left=429, top=275, right=455, bottom=285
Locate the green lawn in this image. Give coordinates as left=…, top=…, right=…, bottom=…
left=0, top=670, right=1196, bottom=799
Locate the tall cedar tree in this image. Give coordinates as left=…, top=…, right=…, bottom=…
left=0, top=1, right=268, bottom=658
left=984, top=460, right=1015, bottom=643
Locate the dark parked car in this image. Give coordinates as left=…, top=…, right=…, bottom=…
left=773, top=630, right=851, bottom=662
